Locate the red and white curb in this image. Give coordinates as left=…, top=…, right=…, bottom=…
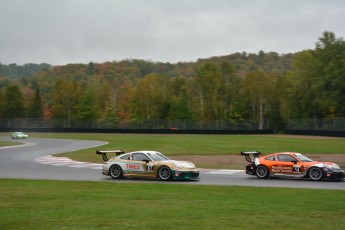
left=35, top=155, right=103, bottom=170
left=34, top=155, right=244, bottom=174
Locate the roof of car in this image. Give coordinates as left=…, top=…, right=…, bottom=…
left=265, top=152, right=298, bottom=156
left=127, top=150, right=162, bottom=155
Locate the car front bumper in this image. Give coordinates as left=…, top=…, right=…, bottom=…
left=324, top=170, right=345, bottom=180
left=172, top=169, right=200, bottom=180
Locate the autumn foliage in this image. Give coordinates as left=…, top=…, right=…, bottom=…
left=0, top=32, right=344, bottom=131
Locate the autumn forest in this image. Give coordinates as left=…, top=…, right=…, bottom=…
left=0, top=31, right=344, bottom=131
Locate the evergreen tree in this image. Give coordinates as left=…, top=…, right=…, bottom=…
left=4, top=85, right=25, bottom=118
left=29, top=88, right=43, bottom=118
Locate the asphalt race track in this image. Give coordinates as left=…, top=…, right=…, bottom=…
left=0, top=138, right=344, bottom=190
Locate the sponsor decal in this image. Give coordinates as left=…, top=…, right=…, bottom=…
left=272, top=165, right=293, bottom=173
left=126, top=164, right=141, bottom=170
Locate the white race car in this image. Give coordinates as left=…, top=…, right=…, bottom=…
left=97, top=150, right=199, bottom=181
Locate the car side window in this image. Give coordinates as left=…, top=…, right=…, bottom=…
left=277, top=154, right=296, bottom=162
left=266, top=156, right=275, bottom=161
left=120, top=154, right=130, bottom=160
left=132, top=153, right=150, bottom=161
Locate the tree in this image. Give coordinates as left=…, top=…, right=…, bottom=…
left=194, top=62, right=240, bottom=121
left=288, top=31, right=345, bottom=128
left=74, top=86, right=98, bottom=128
left=97, top=83, right=118, bottom=128
left=132, top=74, right=170, bottom=120
left=288, top=50, right=320, bottom=120
left=51, top=80, right=80, bottom=128
left=0, top=90, right=5, bottom=118
left=28, top=88, right=43, bottom=118
left=315, top=31, right=345, bottom=117
left=242, top=71, right=275, bottom=129
left=4, top=84, right=25, bottom=118
left=168, top=77, right=192, bottom=120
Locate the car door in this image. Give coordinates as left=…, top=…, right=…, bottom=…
left=127, top=152, right=154, bottom=177
left=271, top=154, right=299, bottom=175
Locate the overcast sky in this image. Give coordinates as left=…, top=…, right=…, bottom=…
left=0, top=0, right=344, bottom=65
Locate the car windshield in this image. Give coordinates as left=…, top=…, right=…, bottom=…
left=294, top=153, right=314, bottom=162
left=147, top=152, right=170, bottom=161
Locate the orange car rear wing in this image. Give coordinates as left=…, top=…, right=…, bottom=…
left=241, top=151, right=261, bottom=163
left=96, top=150, right=125, bottom=161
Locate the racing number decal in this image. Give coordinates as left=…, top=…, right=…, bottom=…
left=293, top=164, right=301, bottom=173
left=147, top=163, right=154, bottom=172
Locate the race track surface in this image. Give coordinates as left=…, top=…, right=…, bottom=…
left=0, top=138, right=344, bottom=190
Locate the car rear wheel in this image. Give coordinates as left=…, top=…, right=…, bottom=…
left=308, top=167, right=324, bottom=181
left=158, top=166, right=172, bottom=181
left=256, top=165, right=270, bottom=179
left=109, top=164, right=123, bottom=179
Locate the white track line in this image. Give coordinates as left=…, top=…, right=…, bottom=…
left=207, top=169, right=244, bottom=175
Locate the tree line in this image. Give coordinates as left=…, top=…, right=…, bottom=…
left=0, top=31, right=344, bottom=131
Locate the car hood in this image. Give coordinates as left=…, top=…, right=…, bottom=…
left=311, top=162, right=342, bottom=169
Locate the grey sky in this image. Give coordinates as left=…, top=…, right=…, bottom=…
left=0, top=0, right=344, bottom=65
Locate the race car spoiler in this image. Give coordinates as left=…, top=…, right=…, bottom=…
left=96, top=150, right=125, bottom=161
left=240, top=151, right=261, bottom=163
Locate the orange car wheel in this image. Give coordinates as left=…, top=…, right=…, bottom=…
left=256, top=165, right=270, bottom=179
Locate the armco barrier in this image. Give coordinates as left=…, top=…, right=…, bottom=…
left=285, top=130, right=345, bottom=137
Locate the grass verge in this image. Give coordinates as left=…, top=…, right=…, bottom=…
left=0, top=141, right=22, bottom=147
left=1, top=179, right=344, bottom=230
left=22, top=133, right=345, bottom=163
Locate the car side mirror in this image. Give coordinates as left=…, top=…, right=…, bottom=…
left=142, top=159, right=150, bottom=163
left=291, top=160, right=298, bottom=164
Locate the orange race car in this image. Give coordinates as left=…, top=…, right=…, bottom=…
left=241, top=151, right=345, bottom=181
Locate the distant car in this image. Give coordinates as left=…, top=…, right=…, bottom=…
left=241, top=151, right=345, bottom=181
left=97, top=150, right=199, bottom=181
left=11, top=132, right=28, bottom=139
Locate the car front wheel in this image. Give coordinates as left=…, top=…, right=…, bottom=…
left=256, top=165, right=270, bottom=179
left=109, top=164, right=123, bottom=179
left=308, top=167, right=324, bottom=181
left=158, top=166, right=172, bottom=181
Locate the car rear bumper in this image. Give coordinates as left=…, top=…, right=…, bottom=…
left=245, top=165, right=256, bottom=176
left=102, top=169, right=110, bottom=176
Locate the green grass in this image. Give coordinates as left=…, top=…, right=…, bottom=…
left=0, top=141, right=22, bottom=147
left=1, top=132, right=344, bottom=164
left=14, top=133, right=345, bottom=163
left=0, top=179, right=344, bottom=230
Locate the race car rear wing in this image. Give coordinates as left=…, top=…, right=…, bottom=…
left=96, top=150, right=125, bottom=161
left=240, top=151, right=261, bottom=163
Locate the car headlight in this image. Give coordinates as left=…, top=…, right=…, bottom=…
left=173, top=163, right=181, bottom=169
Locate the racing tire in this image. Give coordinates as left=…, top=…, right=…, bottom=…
left=308, top=167, right=324, bottom=181
left=109, top=164, right=123, bottom=179
left=158, top=166, right=172, bottom=181
left=256, top=165, right=270, bottom=179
